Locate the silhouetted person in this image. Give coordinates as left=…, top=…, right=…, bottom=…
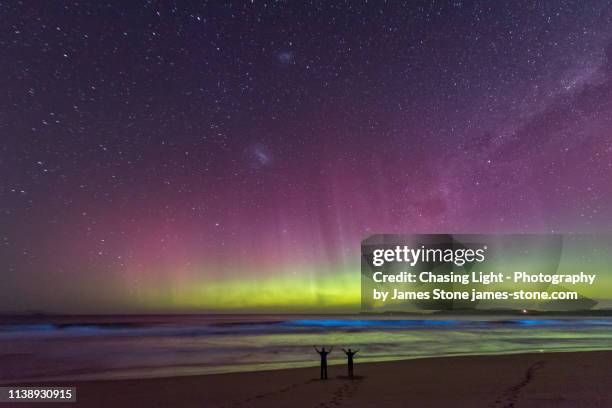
left=342, top=348, right=359, bottom=377
left=313, top=346, right=333, bottom=379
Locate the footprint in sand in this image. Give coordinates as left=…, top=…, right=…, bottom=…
left=490, top=361, right=545, bottom=408
left=222, top=379, right=317, bottom=407
left=316, top=377, right=363, bottom=408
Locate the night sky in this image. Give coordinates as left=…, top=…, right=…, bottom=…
left=2, top=1, right=612, bottom=313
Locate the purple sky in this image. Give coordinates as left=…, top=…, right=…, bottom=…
left=1, top=1, right=612, bottom=312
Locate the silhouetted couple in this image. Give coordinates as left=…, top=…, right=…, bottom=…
left=313, top=346, right=359, bottom=379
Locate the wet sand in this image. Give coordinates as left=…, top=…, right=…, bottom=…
left=11, top=351, right=611, bottom=407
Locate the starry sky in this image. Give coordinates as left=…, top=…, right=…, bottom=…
left=1, top=1, right=612, bottom=313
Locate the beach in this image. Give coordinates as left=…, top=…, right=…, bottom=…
left=14, top=350, right=610, bottom=407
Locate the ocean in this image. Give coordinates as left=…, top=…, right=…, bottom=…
left=1, top=315, right=611, bottom=383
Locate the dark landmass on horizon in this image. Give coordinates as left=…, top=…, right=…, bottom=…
left=1, top=309, right=612, bottom=326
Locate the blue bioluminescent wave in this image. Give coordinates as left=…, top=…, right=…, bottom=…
left=285, top=319, right=460, bottom=327
left=1, top=316, right=611, bottom=383
left=283, top=318, right=612, bottom=328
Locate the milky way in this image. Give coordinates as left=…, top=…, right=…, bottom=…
left=1, top=1, right=612, bottom=312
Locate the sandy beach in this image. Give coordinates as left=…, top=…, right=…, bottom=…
left=11, top=350, right=610, bottom=407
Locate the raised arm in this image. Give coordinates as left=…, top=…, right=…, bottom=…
left=313, top=345, right=321, bottom=353
left=342, top=348, right=348, bottom=354
left=328, top=346, right=334, bottom=353
left=354, top=349, right=359, bottom=354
